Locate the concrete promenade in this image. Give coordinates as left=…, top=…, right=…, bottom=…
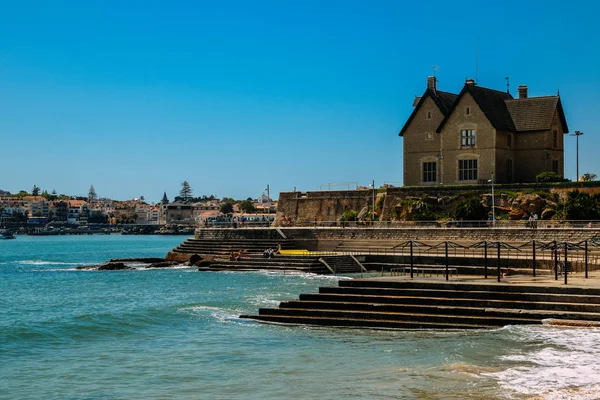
left=371, top=272, right=600, bottom=289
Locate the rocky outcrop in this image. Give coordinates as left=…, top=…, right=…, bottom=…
left=145, top=261, right=181, bottom=269
left=98, top=262, right=132, bottom=271
left=76, top=257, right=182, bottom=270
left=166, top=251, right=194, bottom=263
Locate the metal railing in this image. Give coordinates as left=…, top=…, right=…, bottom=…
left=196, top=219, right=600, bottom=230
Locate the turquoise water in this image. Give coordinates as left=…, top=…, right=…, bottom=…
left=2, top=235, right=600, bottom=400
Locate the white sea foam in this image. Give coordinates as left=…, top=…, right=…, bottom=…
left=19, top=260, right=81, bottom=266
left=484, top=326, right=600, bottom=398
left=248, top=294, right=281, bottom=308
left=179, top=305, right=242, bottom=322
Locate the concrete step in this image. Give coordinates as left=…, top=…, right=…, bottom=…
left=298, top=293, right=600, bottom=313
left=258, top=307, right=541, bottom=326
left=318, top=286, right=600, bottom=304
left=202, top=264, right=326, bottom=273
left=279, top=300, right=600, bottom=321
left=239, top=314, right=491, bottom=330
left=339, top=279, right=600, bottom=296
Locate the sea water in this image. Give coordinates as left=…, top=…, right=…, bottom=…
left=1, top=235, right=600, bottom=400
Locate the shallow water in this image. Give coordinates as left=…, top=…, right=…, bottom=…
left=1, top=235, right=599, bottom=399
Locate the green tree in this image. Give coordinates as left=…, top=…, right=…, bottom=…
left=32, top=185, right=40, bottom=196
left=238, top=200, right=256, bottom=214
left=16, top=190, right=29, bottom=197
left=221, top=197, right=236, bottom=204
left=342, top=210, right=358, bottom=221
left=580, top=173, right=597, bottom=182
left=536, top=171, right=564, bottom=183
left=179, top=181, right=193, bottom=202
left=563, top=190, right=600, bottom=220
left=88, top=185, right=97, bottom=202
left=220, top=202, right=234, bottom=214
left=454, top=197, right=487, bottom=220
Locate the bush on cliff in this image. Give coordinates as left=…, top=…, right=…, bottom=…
left=342, top=210, right=358, bottom=221
left=563, top=190, right=600, bottom=220
left=454, top=197, right=487, bottom=221
left=536, top=171, right=565, bottom=183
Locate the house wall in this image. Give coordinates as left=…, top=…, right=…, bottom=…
left=402, top=96, right=444, bottom=186
left=513, top=113, right=566, bottom=182
left=495, top=129, right=516, bottom=183
left=439, top=92, right=496, bottom=184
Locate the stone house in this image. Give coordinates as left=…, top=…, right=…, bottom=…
left=159, top=202, right=194, bottom=225
left=398, top=77, right=569, bottom=186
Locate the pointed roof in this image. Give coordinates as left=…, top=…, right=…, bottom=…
left=399, top=78, right=568, bottom=137
left=437, top=84, right=515, bottom=133
left=505, top=96, right=569, bottom=132
left=398, top=89, right=458, bottom=136
left=161, top=192, right=169, bottom=204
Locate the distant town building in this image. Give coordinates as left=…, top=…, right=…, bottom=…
left=159, top=202, right=194, bottom=225
left=399, top=76, right=569, bottom=186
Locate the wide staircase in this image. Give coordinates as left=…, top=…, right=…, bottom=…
left=319, top=255, right=366, bottom=274
left=241, top=279, right=600, bottom=329
left=171, top=237, right=293, bottom=257
left=201, top=254, right=329, bottom=274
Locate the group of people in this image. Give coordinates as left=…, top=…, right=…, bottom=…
left=263, top=248, right=276, bottom=259
left=229, top=249, right=248, bottom=261
left=527, top=213, right=539, bottom=229
left=279, top=216, right=294, bottom=226
left=231, top=216, right=247, bottom=229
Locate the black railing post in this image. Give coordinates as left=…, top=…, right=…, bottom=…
left=445, top=241, right=449, bottom=281
left=554, top=241, right=558, bottom=281
left=585, top=240, right=589, bottom=279
left=564, top=242, right=568, bottom=285
left=410, top=240, right=414, bottom=279
left=484, top=241, right=488, bottom=279
left=532, top=240, right=536, bottom=277
left=497, top=241, right=501, bottom=282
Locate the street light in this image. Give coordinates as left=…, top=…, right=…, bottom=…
left=488, top=174, right=495, bottom=227
left=265, top=184, right=270, bottom=223
left=570, top=130, right=584, bottom=181
left=369, top=180, right=375, bottom=223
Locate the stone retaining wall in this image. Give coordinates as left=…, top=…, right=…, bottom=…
left=193, top=227, right=599, bottom=245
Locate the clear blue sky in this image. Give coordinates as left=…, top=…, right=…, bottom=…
left=1, top=0, right=598, bottom=202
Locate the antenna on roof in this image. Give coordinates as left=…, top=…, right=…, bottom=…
left=433, top=65, right=439, bottom=78
left=557, top=89, right=560, bottom=96
left=505, top=77, right=510, bottom=94
left=475, top=38, right=479, bottom=84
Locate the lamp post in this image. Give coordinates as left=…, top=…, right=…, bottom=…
left=370, top=180, right=375, bottom=223
left=488, top=174, right=495, bottom=227
left=570, top=130, right=584, bottom=181
left=265, top=184, right=270, bottom=224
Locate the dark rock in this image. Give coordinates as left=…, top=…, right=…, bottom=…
left=98, top=262, right=132, bottom=271
left=146, top=261, right=180, bottom=269
left=194, top=260, right=213, bottom=268
left=109, top=257, right=166, bottom=263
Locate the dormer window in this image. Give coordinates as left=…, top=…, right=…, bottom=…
left=461, top=129, right=476, bottom=147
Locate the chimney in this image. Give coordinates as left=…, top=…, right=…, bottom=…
left=427, top=76, right=436, bottom=92
left=466, top=78, right=476, bottom=86
left=518, top=84, right=528, bottom=99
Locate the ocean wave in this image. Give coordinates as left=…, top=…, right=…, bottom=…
left=18, top=260, right=82, bottom=266
left=484, top=326, right=600, bottom=397
left=247, top=294, right=281, bottom=308
left=179, top=305, right=243, bottom=323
